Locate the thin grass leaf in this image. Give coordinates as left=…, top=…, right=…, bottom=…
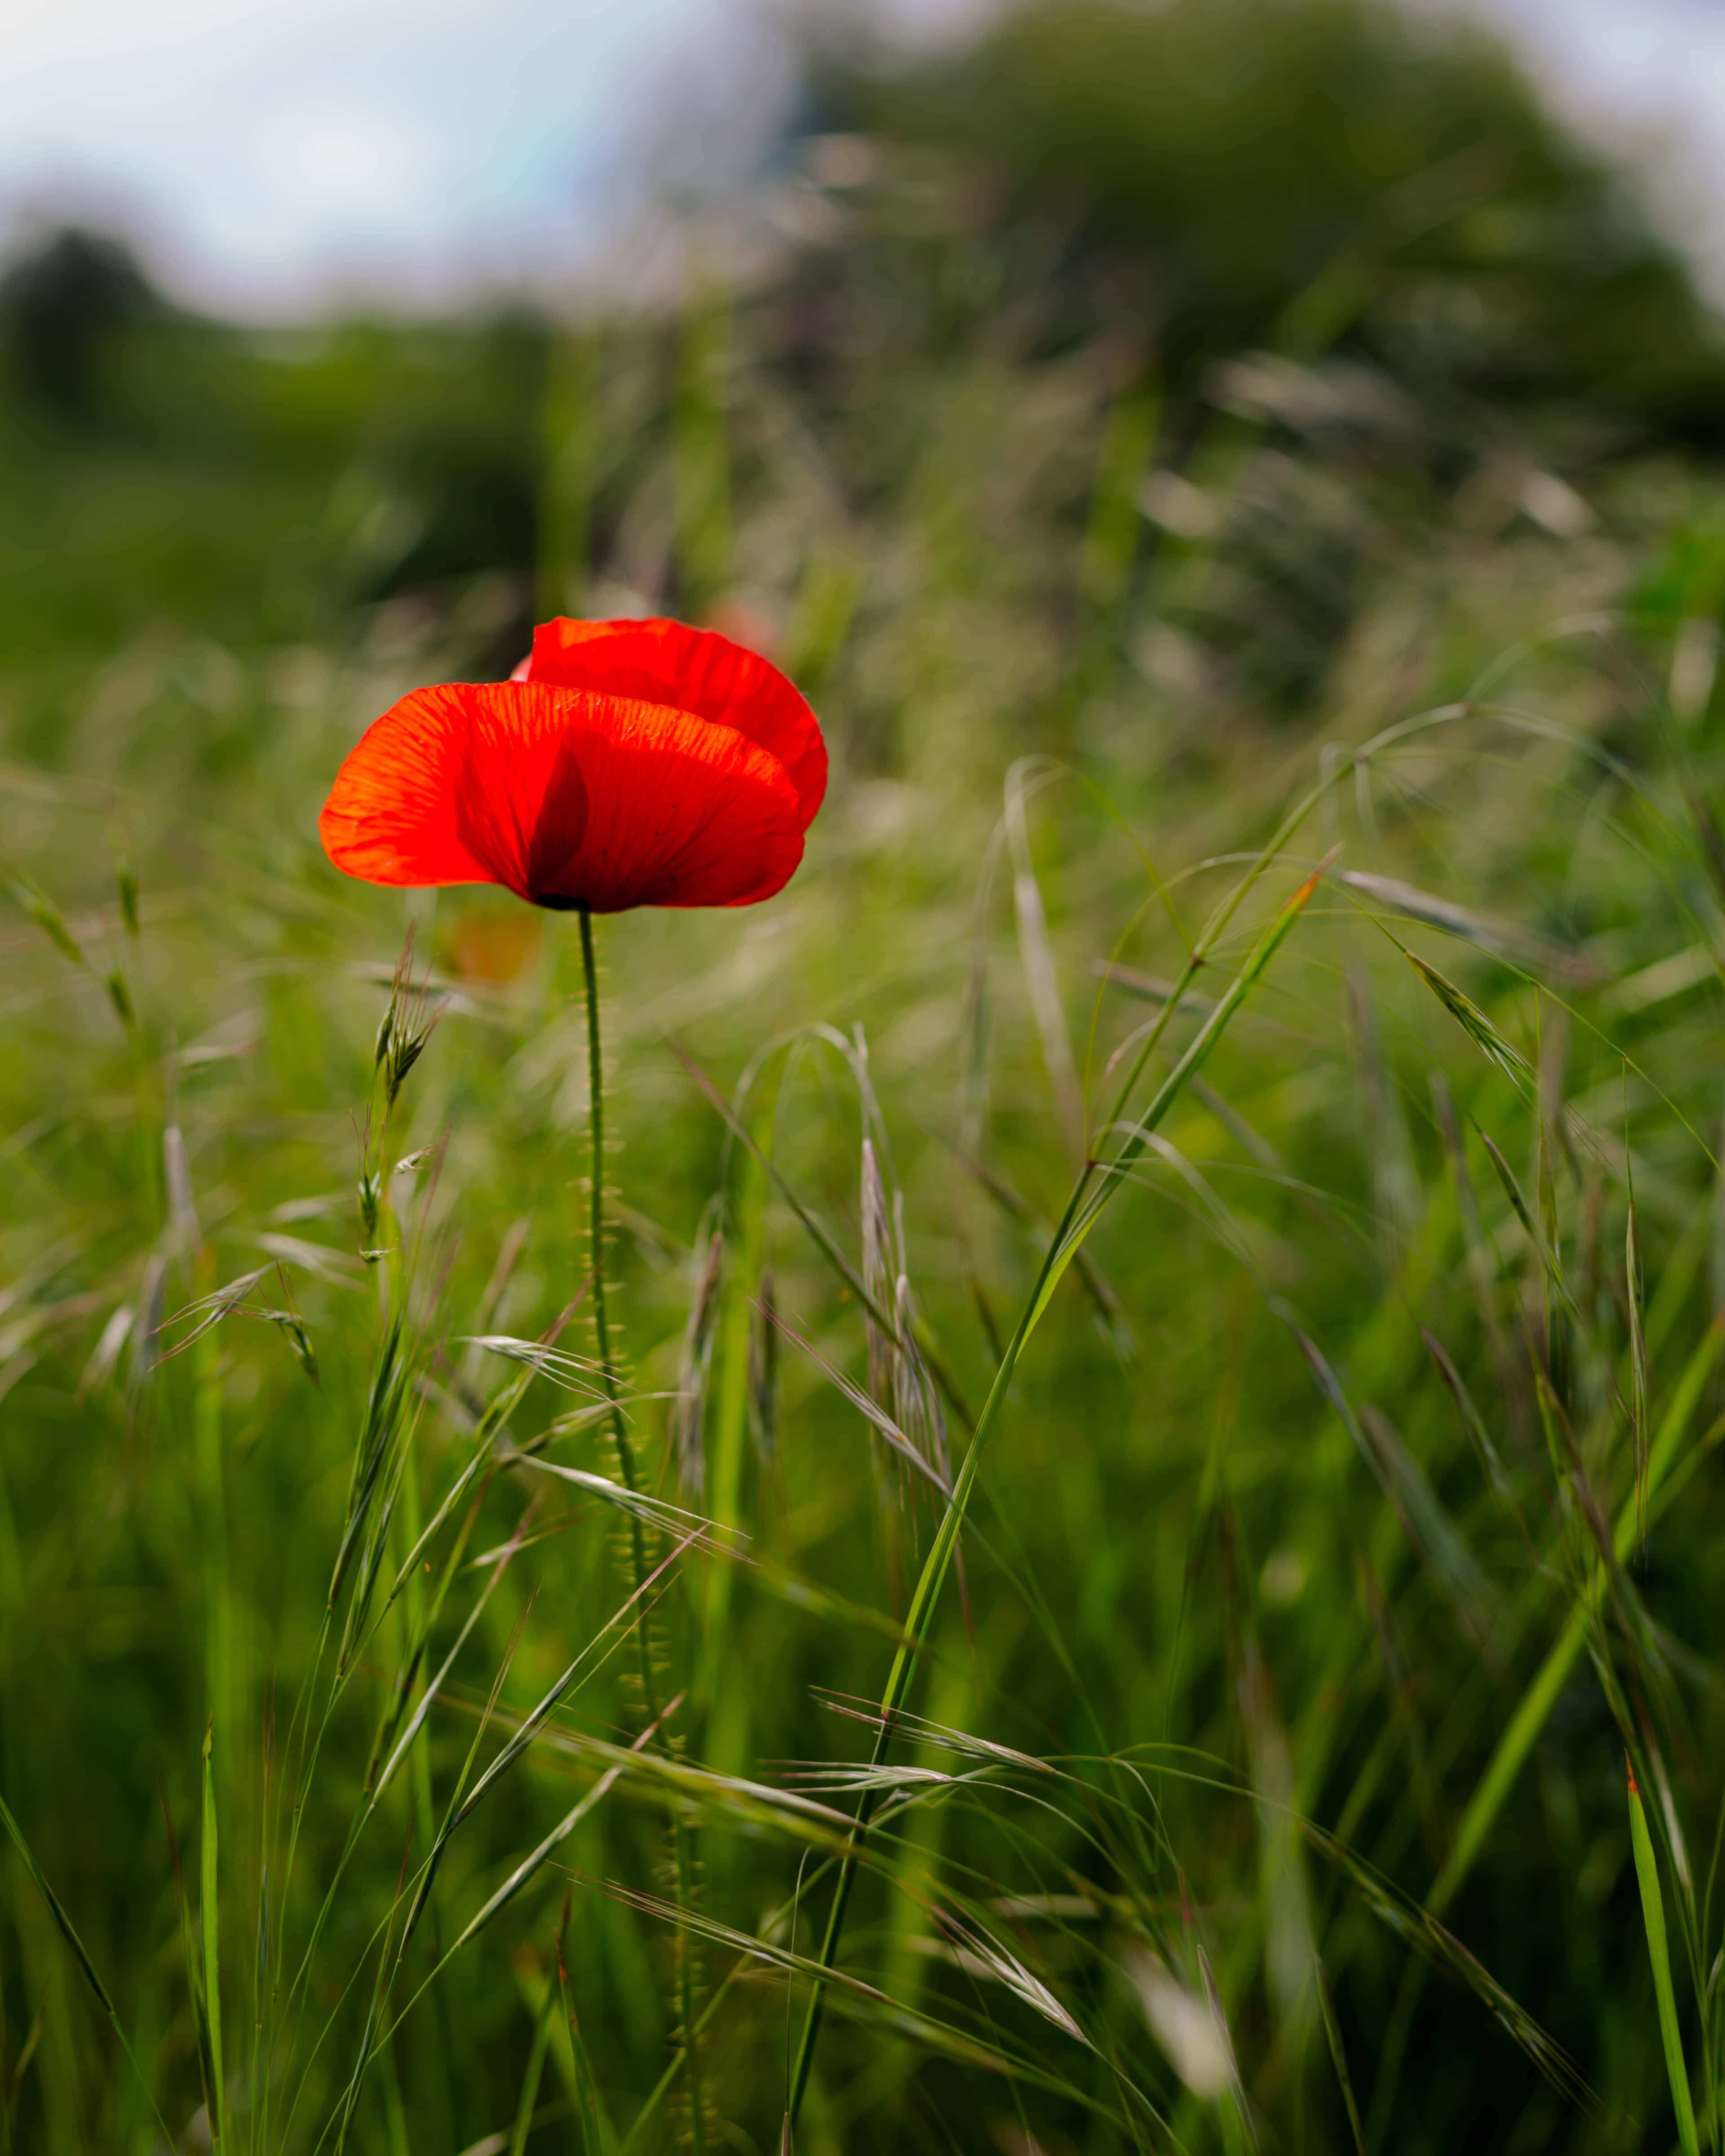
left=1008, top=774, right=1085, bottom=1161
left=450, top=1698, right=681, bottom=1956
left=955, top=1147, right=1127, bottom=1347
left=555, top=1904, right=615, bottom=2156
left=200, top=1722, right=226, bottom=2152
left=1299, top=1337, right=1496, bottom=1641
left=383, top=1312, right=586, bottom=1613
left=3, top=1989, right=48, bottom=2142
left=0, top=1795, right=115, bottom=2015
left=0, top=1785, right=179, bottom=2150
left=371, top=1509, right=525, bottom=1802
left=508, top=1966, right=560, bottom=2156
left=861, top=1135, right=894, bottom=1414
left=1196, top=1939, right=1258, bottom=2153
left=1357, top=1404, right=1497, bottom=1630
left=670, top=1226, right=724, bottom=1498
left=1314, top=1953, right=1367, bottom=2156
left=480, top=1717, right=854, bottom=1849
left=1420, top=1327, right=1519, bottom=1519
left=1477, top=1127, right=1579, bottom=1318
left=788, top=858, right=1326, bottom=2120
left=668, top=1039, right=912, bottom=1361
left=763, top=1300, right=951, bottom=1496
left=164, top=1784, right=215, bottom=2142
left=1629, top=1200, right=1650, bottom=1547
left=570, top=1873, right=1126, bottom=2120
left=812, top=1696, right=1057, bottom=1780
left=1629, top=1760, right=1701, bottom=2156
left=748, top=1561, right=931, bottom=1655
left=1305, top=1819, right=1603, bottom=2121
left=1430, top=1314, right=1725, bottom=1912
left=1035, top=860, right=1328, bottom=1337
left=415, top=1527, right=701, bottom=1966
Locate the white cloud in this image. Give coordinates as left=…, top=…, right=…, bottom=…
left=254, top=105, right=441, bottom=233
left=0, top=0, right=756, bottom=311
left=5, top=0, right=1725, bottom=317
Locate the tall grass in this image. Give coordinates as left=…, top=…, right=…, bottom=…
left=7, top=140, right=1725, bottom=2155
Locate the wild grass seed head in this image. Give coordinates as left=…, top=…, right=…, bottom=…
left=375, top=928, right=442, bottom=1108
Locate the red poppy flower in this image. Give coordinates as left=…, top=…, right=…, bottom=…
left=319, top=616, right=826, bottom=913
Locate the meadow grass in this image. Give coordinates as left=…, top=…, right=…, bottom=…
left=8, top=149, right=1725, bottom=2156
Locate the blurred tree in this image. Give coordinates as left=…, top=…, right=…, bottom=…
left=0, top=226, right=160, bottom=417
left=823, top=0, right=1725, bottom=434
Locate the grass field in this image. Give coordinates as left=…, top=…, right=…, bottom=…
left=9, top=31, right=1725, bottom=2151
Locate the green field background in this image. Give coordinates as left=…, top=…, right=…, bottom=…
left=7, top=5, right=1725, bottom=2149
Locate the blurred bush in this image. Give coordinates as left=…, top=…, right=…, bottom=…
left=821, top=0, right=1725, bottom=432
left=0, top=227, right=161, bottom=417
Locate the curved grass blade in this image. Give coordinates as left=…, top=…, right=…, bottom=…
left=1305, top=1817, right=1603, bottom=2122
left=572, top=1871, right=1128, bottom=2124
left=787, top=858, right=1326, bottom=2121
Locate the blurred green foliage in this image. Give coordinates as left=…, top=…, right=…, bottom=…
left=828, top=0, right=1725, bottom=429
left=0, top=229, right=159, bottom=417
left=0, top=281, right=545, bottom=688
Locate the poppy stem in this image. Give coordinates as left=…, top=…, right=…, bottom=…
left=577, top=906, right=709, bottom=2152
left=578, top=906, right=664, bottom=1754
left=578, top=906, right=641, bottom=1498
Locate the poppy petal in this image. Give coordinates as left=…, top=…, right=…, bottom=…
left=320, top=681, right=805, bottom=913
left=527, top=616, right=827, bottom=832
left=319, top=681, right=511, bottom=892
left=528, top=694, right=805, bottom=911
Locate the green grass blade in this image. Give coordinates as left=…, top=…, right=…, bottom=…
left=786, top=859, right=1324, bottom=2121
left=1628, top=1201, right=1650, bottom=1547
left=1430, top=1314, right=1725, bottom=1911
left=0, top=1792, right=115, bottom=2021
left=1026, top=859, right=1326, bottom=1343
left=701, top=1078, right=774, bottom=1719
left=1314, top=1954, right=1367, bottom=2156
left=0, top=1785, right=178, bottom=2150
left=508, top=1972, right=559, bottom=2156
left=555, top=1907, right=615, bottom=2156
left=1629, top=1761, right=1700, bottom=2156
left=200, top=1721, right=226, bottom=2152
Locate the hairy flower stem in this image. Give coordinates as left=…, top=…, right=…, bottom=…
left=578, top=906, right=707, bottom=2152
left=579, top=908, right=650, bottom=1603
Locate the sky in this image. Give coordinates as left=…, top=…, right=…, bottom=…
left=1, top=0, right=1724, bottom=317
left=1464, top=0, right=1725, bottom=302
left=0, top=0, right=776, bottom=312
